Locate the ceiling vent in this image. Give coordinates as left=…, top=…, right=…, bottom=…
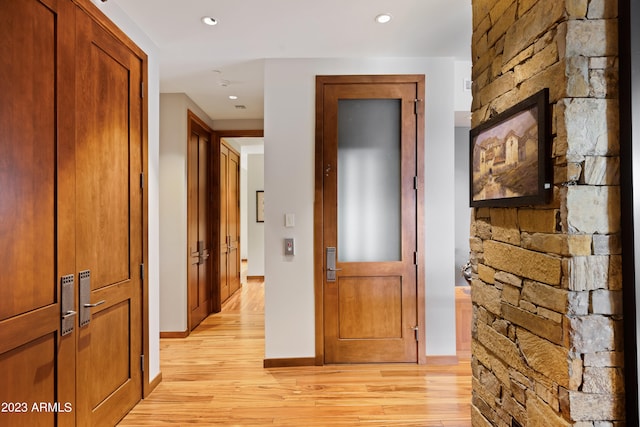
left=235, top=105, right=247, bottom=110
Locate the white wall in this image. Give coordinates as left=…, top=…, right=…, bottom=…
left=263, top=58, right=458, bottom=359
left=241, top=145, right=265, bottom=275
left=247, top=154, right=265, bottom=276
left=159, top=93, right=213, bottom=332
left=455, top=127, right=472, bottom=287
left=454, top=61, right=472, bottom=287
left=90, top=0, right=161, bottom=382
left=454, top=61, right=473, bottom=112
left=241, top=164, right=248, bottom=261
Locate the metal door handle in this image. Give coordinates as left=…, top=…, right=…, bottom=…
left=411, top=326, right=420, bottom=340
left=62, top=310, right=77, bottom=319
left=83, top=300, right=105, bottom=308
left=326, top=247, right=340, bottom=281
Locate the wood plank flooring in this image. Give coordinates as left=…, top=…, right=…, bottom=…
left=118, top=278, right=472, bottom=426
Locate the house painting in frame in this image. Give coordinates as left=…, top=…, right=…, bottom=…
left=470, top=88, right=551, bottom=207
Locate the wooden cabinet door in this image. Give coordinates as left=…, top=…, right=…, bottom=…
left=219, top=143, right=241, bottom=305
left=227, top=149, right=241, bottom=295
left=188, top=118, right=212, bottom=330
left=0, top=1, right=76, bottom=425
left=219, top=144, right=230, bottom=302
left=74, top=8, right=144, bottom=426
left=1, top=2, right=145, bottom=425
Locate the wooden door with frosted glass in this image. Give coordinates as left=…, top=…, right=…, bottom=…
left=317, top=75, right=425, bottom=364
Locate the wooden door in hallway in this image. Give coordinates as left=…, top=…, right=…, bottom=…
left=188, top=113, right=212, bottom=330
left=0, top=1, right=146, bottom=426
left=0, top=1, right=76, bottom=425
left=316, top=75, right=425, bottom=364
left=220, top=142, right=241, bottom=303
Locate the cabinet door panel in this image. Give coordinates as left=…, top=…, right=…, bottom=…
left=0, top=1, right=76, bottom=425
left=75, top=8, right=143, bottom=427
left=1, top=2, right=146, bottom=426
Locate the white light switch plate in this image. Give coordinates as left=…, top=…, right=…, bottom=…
left=285, top=213, right=295, bottom=228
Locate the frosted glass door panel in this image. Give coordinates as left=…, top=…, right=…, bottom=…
left=337, top=99, right=401, bottom=262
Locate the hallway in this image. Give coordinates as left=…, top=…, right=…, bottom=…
left=119, top=278, right=472, bottom=426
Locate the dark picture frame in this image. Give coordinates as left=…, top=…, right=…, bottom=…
left=469, top=88, right=551, bottom=208
left=256, top=190, right=264, bottom=222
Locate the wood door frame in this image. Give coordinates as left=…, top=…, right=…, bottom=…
left=75, top=0, right=152, bottom=399
left=210, top=129, right=264, bottom=313
left=314, top=75, right=426, bottom=365
left=187, top=110, right=214, bottom=328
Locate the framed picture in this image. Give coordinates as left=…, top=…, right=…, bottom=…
left=469, top=88, right=551, bottom=208
left=256, top=190, right=264, bottom=222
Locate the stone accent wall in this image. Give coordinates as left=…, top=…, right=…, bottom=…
left=470, top=1, right=624, bottom=425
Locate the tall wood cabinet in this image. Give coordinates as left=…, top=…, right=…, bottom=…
left=0, top=1, right=147, bottom=425
left=188, top=113, right=212, bottom=330
left=220, top=141, right=241, bottom=304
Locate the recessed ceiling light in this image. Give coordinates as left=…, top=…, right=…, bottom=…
left=375, top=13, right=392, bottom=24
left=229, top=95, right=238, bottom=100
left=201, top=16, right=218, bottom=26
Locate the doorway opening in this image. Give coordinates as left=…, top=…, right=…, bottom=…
left=218, top=132, right=265, bottom=289
left=185, top=122, right=263, bottom=332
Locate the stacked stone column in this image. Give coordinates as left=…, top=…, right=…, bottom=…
left=470, top=0, right=624, bottom=425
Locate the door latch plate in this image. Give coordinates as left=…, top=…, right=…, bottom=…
left=79, top=270, right=91, bottom=327
left=61, top=274, right=75, bottom=336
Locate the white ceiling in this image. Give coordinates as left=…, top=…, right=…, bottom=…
left=111, top=0, right=472, bottom=122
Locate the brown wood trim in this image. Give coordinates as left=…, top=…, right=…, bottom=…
left=457, top=350, right=472, bottom=360
left=263, top=357, right=317, bottom=368
left=246, top=275, right=265, bottom=281
left=74, top=0, right=146, bottom=59
left=160, top=331, right=190, bottom=339
left=145, top=372, right=162, bottom=398
left=314, top=75, right=426, bottom=366
left=426, top=355, right=459, bottom=365
left=211, top=130, right=222, bottom=314
left=415, top=75, right=426, bottom=364
left=188, top=110, right=213, bottom=135
left=316, top=74, right=427, bottom=85
left=314, top=77, right=326, bottom=366
left=220, top=138, right=241, bottom=156
left=141, top=56, right=152, bottom=395
left=217, top=129, right=264, bottom=138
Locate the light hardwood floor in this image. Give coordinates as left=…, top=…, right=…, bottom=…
left=118, top=278, right=472, bottom=426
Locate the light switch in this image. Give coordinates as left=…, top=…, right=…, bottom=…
left=284, top=238, right=295, bottom=255
left=285, top=213, right=295, bottom=228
